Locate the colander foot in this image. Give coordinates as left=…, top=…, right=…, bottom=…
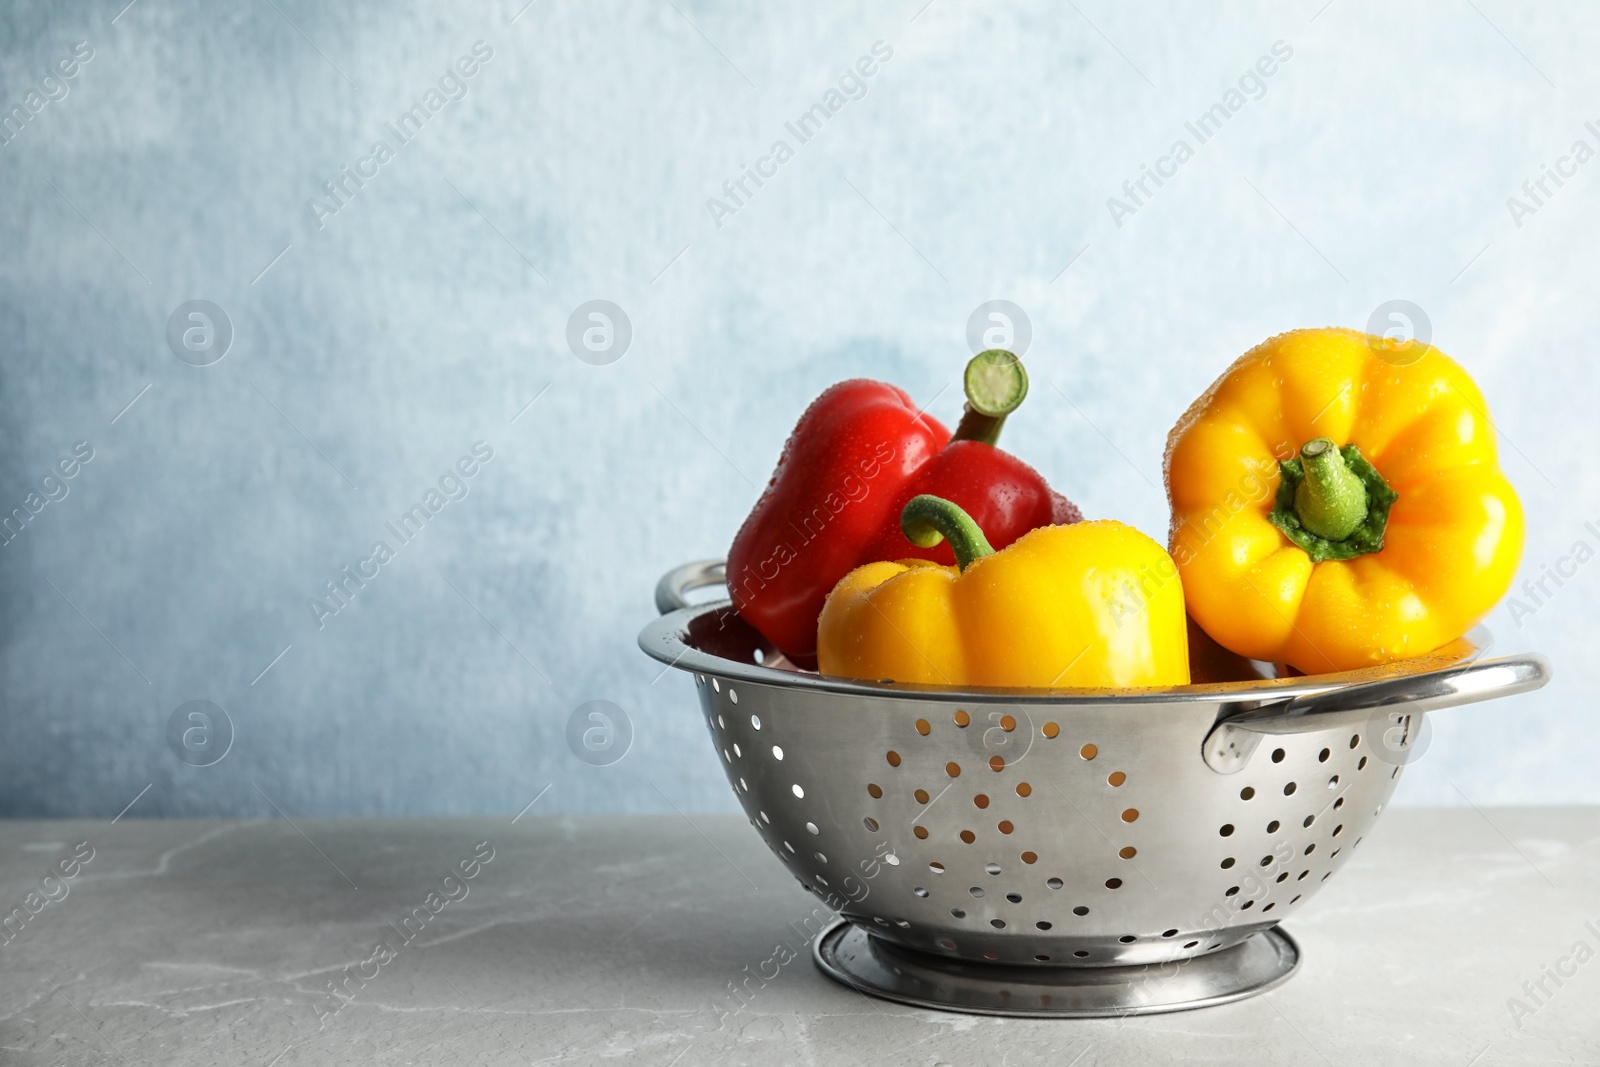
left=812, top=919, right=1300, bottom=1018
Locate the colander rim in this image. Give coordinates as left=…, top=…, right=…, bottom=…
left=638, top=597, right=1488, bottom=706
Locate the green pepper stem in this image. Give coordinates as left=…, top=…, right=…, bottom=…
left=901, top=494, right=995, bottom=572
left=1293, top=438, right=1369, bottom=541
left=950, top=349, right=1029, bottom=446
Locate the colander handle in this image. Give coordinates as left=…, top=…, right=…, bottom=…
left=1203, top=653, right=1552, bottom=773
left=655, top=559, right=728, bottom=614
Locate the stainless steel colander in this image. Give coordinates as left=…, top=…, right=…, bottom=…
left=639, top=560, right=1551, bottom=1016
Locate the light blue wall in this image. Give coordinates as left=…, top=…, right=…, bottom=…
left=1, top=0, right=1592, bottom=817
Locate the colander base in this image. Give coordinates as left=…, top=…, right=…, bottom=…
left=813, top=919, right=1300, bottom=1018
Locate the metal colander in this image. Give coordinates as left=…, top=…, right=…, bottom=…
left=639, top=560, right=1550, bottom=1016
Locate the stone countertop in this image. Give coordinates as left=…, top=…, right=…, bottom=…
left=0, top=809, right=1595, bottom=1065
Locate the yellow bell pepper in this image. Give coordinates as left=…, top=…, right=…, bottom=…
left=817, top=495, right=1190, bottom=688
left=1166, top=327, right=1524, bottom=673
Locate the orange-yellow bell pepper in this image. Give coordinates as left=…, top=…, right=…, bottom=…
left=1165, top=327, right=1524, bottom=673
left=817, top=495, right=1190, bottom=688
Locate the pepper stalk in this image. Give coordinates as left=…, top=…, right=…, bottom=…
left=950, top=349, right=1029, bottom=446
left=901, top=494, right=995, bottom=571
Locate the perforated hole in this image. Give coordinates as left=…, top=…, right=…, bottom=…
left=712, top=678, right=720, bottom=692
left=913, top=826, right=929, bottom=840
left=1304, top=844, right=1316, bottom=855
left=1283, top=782, right=1298, bottom=796
left=1350, top=733, right=1360, bottom=748
left=750, top=714, right=760, bottom=730
left=760, top=811, right=770, bottom=823
left=863, top=817, right=879, bottom=832
left=1006, top=892, right=1022, bottom=903
left=1119, top=846, right=1137, bottom=859
left=1271, top=748, right=1285, bottom=763
left=791, top=784, right=804, bottom=798
left=969, top=886, right=985, bottom=898
left=1108, top=771, right=1126, bottom=787
left=989, top=755, right=1006, bottom=772
left=1332, top=823, right=1344, bottom=837
left=1118, top=934, right=1136, bottom=943
left=990, top=919, right=1006, bottom=929
left=1184, top=940, right=1200, bottom=949
left=867, top=783, right=882, bottom=799
left=886, top=751, right=901, bottom=767
left=771, top=745, right=783, bottom=760
left=1240, top=786, right=1255, bottom=800
left=950, top=908, right=967, bottom=918
left=959, top=830, right=976, bottom=844
left=805, top=822, right=819, bottom=836
left=1163, top=928, right=1179, bottom=938
left=1105, top=878, right=1122, bottom=889
left=1037, top=920, right=1053, bottom=930
left=1225, top=886, right=1240, bottom=897
left=1021, top=851, right=1038, bottom=864
left=1358, top=756, right=1368, bottom=770
left=1267, top=820, right=1281, bottom=833
left=915, top=718, right=931, bottom=736
left=1000, top=715, right=1016, bottom=731
left=814, top=852, right=827, bottom=863
left=1015, top=782, right=1032, bottom=797
left=1240, top=900, right=1254, bottom=910
left=1219, top=823, right=1235, bottom=837
left=1263, top=902, right=1276, bottom=912
left=1276, top=872, right=1288, bottom=882
left=1304, top=814, right=1315, bottom=827
left=1047, top=878, right=1064, bottom=890
left=974, top=794, right=990, bottom=809
left=998, top=820, right=1014, bottom=834
left=1121, top=808, right=1139, bottom=823
left=1080, top=743, right=1098, bottom=760
left=1318, top=747, right=1330, bottom=762
left=913, top=886, right=928, bottom=897
left=1073, top=905, right=1089, bottom=916
left=954, top=710, right=970, bottom=727
left=1221, top=857, right=1236, bottom=869
left=915, top=788, right=930, bottom=804
left=1259, top=855, right=1273, bottom=867
left=728, top=689, right=739, bottom=704
left=1035, top=954, right=1050, bottom=961
left=1328, top=775, right=1340, bottom=789
left=985, top=862, right=1003, bottom=875
left=946, top=762, right=962, bottom=778
left=1291, top=894, right=1302, bottom=903
left=1043, top=722, right=1060, bottom=739
left=783, top=841, right=795, bottom=852
left=929, top=862, right=945, bottom=874
left=936, top=937, right=956, bottom=950
left=732, top=743, right=741, bottom=757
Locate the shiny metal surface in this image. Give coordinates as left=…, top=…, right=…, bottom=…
left=640, top=559, right=1551, bottom=1007
left=813, top=919, right=1300, bottom=1017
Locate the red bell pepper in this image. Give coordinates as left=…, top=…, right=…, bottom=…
left=726, top=351, right=1081, bottom=668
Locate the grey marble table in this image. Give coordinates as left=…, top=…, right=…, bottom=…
left=0, top=809, right=1595, bottom=1065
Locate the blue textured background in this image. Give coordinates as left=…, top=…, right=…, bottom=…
left=1, top=0, right=1592, bottom=817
